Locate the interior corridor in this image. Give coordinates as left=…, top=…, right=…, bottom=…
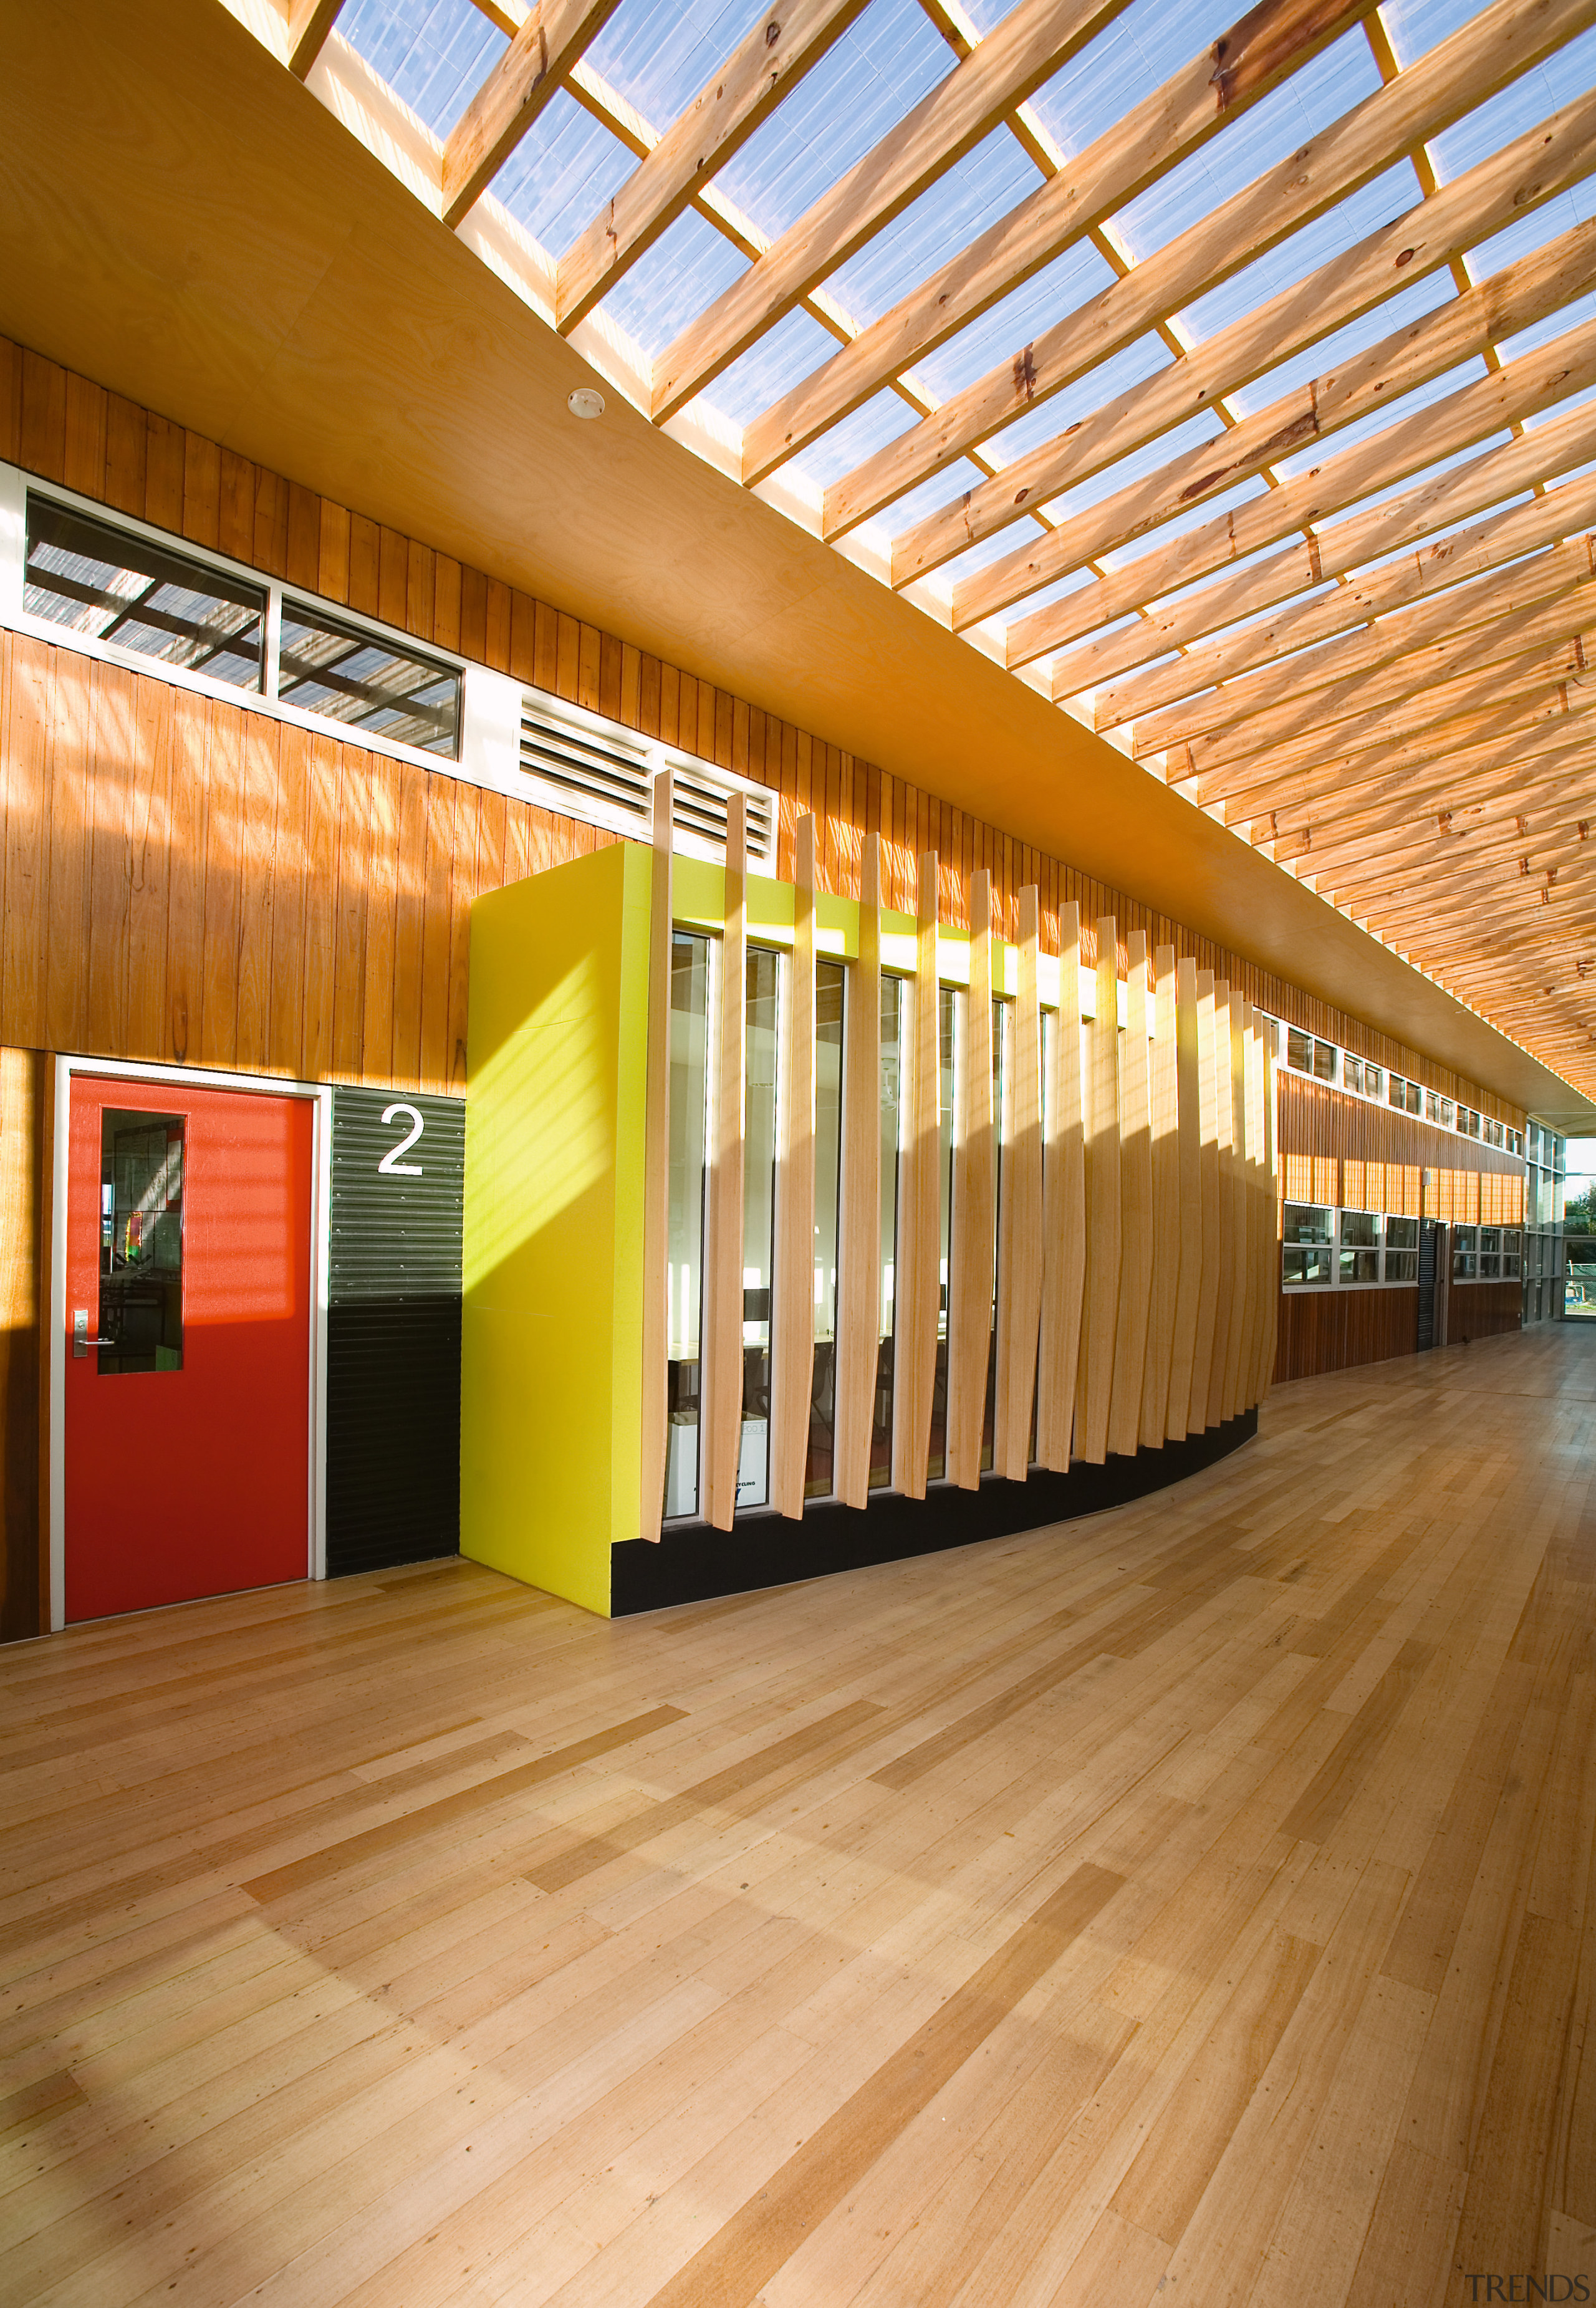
left=2, top=1324, right=1593, bottom=2308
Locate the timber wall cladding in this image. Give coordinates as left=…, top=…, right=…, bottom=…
left=0, top=333, right=1521, bottom=1122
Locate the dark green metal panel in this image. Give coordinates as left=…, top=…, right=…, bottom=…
left=327, top=1087, right=464, bottom=1577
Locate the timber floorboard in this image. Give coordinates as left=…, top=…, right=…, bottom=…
left=2, top=1325, right=1594, bottom=2308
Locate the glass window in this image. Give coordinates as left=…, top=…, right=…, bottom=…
left=1284, top=1246, right=1332, bottom=1286
left=98, top=1110, right=185, bottom=1373
left=1339, top=1208, right=1379, bottom=1284
left=1453, top=1224, right=1477, bottom=1281
left=1364, top=1065, right=1383, bottom=1100
left=27, top=497, right=264, bottom=690
left=872, top=976, right=904, bottom=1489
left=1406, top=1081, right=1423, bottom=1115
left=277, top=599, right=461, bottom=758
left=1344, top=1055, right=1363, bottom=1095
left=1385, top=1214, right=1419, bottom=1281
left=1283, top=1204, right=1332, bottom=1243
left=738, top=947, right=779, bottom=1511
left=1287, top=1026, right=1312, bottom=1072
left=927, top=986, right=958, bottom=1484
left=1313, top=1040, right=1337, bottom=1083
left=1478, top=1224, right=1501, bottom=1278
left=805, top=960, right=845, bottom=1500
left=1440, top=1099, right=1454, bottom=1129
left=665, top=933, right=709, bottom=1519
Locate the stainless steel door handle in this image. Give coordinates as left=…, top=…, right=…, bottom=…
left=72, top=1309, right=118, bottom=1357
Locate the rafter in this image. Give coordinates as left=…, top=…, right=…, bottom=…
left=442, top=0, right=621, bottom=229
left=810, top=0, right=1596, bottom=533
left=286, top=0, right=344, bottom=78
left=1128, top=533, right=1596, bottom=756
left=1185, top=638, right=1596, bottom=804
left=1295, top=771, right=1596, bottom=883
left=1246, top=712, right=1596, bottom=843
left=1049, top=397, right=1596, bottom=702
left=960, top=219, right=1596, bottom=635
left=1180, top=589, right=1596, bottom=781
left=1094, top=474, right=1596, bottom=734
left=554, top=0, right=869, bottom=332
left=892, top=94, right=1596, bottom=589
left=1009, top=314, right=1596, bottom=670
left=648, top=0, right=1133, bottom=422
left=741, top=0, right=1378, bottom=490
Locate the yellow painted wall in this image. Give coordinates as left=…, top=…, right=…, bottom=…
left=460, top=843, right=650, bottom=1615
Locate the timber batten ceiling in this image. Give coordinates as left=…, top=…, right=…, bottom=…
left=221, top=0, right=1596, bottom=1098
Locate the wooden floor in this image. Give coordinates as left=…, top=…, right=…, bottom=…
left=3, top=1327, right=1594, bottom=2308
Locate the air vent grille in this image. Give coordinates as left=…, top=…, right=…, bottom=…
left=517, top=690, right=775, bottom=865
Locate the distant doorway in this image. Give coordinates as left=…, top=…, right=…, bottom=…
left=63, top=1073, right=316, bottom=1622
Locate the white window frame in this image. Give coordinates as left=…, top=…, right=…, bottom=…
left=47, top=1054, right=332, bottom=1633
left=1, top=461, right=476, bottom=779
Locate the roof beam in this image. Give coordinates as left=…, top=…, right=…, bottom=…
left=1246, top=708, right=1596, bottom=839
left=1185, top=637, right=1596, bottom=802
left=441, top=0, right=622, bottom=229
left=1287, top=765, right=1596, bottom=880
left=648, top=0, right=1133, bottom=422
left=1011, top=311, right=1596, bottom=670
left=1128, top=532, right=1596, bottom=756
left=1094, top=470, right=1596, bottom=733
left=812, top=0, right=1596, bottom=532
left=1345, top=850, right=1596, bottom=930
left=959, top=217, right=1596, bottom=633
left=555, top=0, right=870, bottom=332
left=1049, top=397, right=1596, bottom=701
left=1180, top=586, right=1596, bottom=779
left=741, top=0, right=1377, bottom=489
left=893, top=94, right=1596, bottom=587
left=286, top=0, right=345, bottom=77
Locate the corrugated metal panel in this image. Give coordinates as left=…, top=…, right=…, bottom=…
left=327, top=1087, right=464, bottom=1577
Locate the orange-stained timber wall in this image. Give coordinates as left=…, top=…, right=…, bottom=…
left=0, top=335, right=1532, bottom=1637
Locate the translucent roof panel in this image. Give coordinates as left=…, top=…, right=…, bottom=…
left=701, top=304, right=856, bottom=426
left=906, top=234, right=1123, bottom=404
left=1224, top=269, right=1459, bottom=420
left=716, top=0, right=954, bottom=244
left=603, top=208, right=752, bottom=359
left=823, top=125, right=1042, bottom=330
left=339, top=0, right=503, bottom=141
left=1027, top=0, right=1224, bottom=161
left=1430, top=27, right=1596, bottom=183
left=491, top=90, right=635, bottom=256
left=585, top=0, right=774, bottom=139
left=961, top=332, right=1174, bottom=475
left=1171, top=165, right=1420, bottom=350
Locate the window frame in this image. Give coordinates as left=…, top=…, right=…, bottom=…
left=2, top=462, right=469, bottom=775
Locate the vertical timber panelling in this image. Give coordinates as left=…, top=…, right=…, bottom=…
left=772, top=815, right=816, bottom=1521
left=894, top=851, right=941, bottom=1502
left=948, top=870, right=994, bottom=1492
left=1078, top=918, right=1122, bottom=1467
left=639, top=768, right=672, bottom=1544
left=703, top=794, right=748, bottom=1532
left=1142, top=946, right=1179, bottom=1447
left=996, top=885, right=1042, bottom=1481
left=1037, top=903, right=1085, bottom=1471
left=834, top=832, right=881, bottom=1510
left=1207, top=985, right=1238, bottom=1431
left=1109, top=931, right=1153, bottom=1459
left=1189, top=971, right=1222, bottom=1434
left=1167, top=958, right=1203, bottom=1438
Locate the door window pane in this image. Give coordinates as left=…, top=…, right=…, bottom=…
left=872, top=976, right=904, bottom=1489
left=665, top=934, right=709, bottom=1519
left=99, top=1112, right=185, bottom=1373
left=27, top=499, right=264, bottom=690
left=738, top=947, right=779, bottom=1511
left=805, top=960, right=845, bottom=1499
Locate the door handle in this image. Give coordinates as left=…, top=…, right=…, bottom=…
left=72, top=1309, right=118, bottom=1357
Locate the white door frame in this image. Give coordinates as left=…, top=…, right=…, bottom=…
left=49, top=1054, right=333, bottom=1632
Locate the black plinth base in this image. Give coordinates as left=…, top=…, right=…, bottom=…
left=610, top=1409, right=1258, bottom=1617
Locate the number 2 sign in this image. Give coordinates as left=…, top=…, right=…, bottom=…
left=378, top=1102, right=425, bottom=1176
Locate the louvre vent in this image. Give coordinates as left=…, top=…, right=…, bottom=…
left=517, top=688, right=776, bottom=866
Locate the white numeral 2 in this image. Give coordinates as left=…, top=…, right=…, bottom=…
left=378, top=1102, right=425, bottom=1176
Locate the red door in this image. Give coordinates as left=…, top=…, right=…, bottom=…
left=64, top=1076, right=314, bottom=1622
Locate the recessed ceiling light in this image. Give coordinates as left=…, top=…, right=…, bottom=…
left=567, top=388, right=605, bottom=420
